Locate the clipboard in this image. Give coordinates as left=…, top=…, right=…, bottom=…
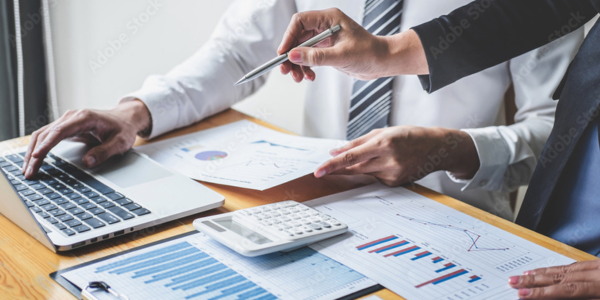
left=50, top=230, right=384, bottom=300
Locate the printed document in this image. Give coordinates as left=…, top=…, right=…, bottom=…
left=136, top=121, right=345, bottom=190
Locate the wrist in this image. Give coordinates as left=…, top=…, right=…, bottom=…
left=381, top=29, right=428, bottom=77
left=437, top=128, right=480, bottom=179
left=113, top=99, right=152, bottom=136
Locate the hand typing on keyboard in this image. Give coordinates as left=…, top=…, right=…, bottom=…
left=22, top=100, right=151, bottom=179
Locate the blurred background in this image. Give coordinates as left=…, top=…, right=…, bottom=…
left=0, top=0, right=307, bottom=141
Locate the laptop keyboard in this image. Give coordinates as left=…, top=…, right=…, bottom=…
left=1, top=152, right=151, bottom=237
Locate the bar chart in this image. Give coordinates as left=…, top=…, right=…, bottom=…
left=62, top=233, right=376, bottom=300
left=308, top=184, right=575, bottom=300
left=356, top=235, right=482, bottom=291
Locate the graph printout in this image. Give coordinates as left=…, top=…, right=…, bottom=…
left=135, top=120, right=345, bottom=190
left=61, top=232, right=376, bottom=300
left=306, top=184, right=575, bottom=300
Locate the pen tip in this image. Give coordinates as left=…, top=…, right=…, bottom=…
left=234, top=78, right=245, bottom=86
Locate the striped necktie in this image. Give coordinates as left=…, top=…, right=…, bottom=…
left=346, top=0, right=403, bottom=140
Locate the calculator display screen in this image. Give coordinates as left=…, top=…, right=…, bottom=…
left=214, top=219, right=272, bottom=245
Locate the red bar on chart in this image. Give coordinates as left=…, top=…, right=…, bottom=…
left=384, top=245, right=420, bottom=257
left=356, top=236, right=398, bottom=250
left=415, top=269, right=468, bottom=288
left=368, top=240, right=408, bottom=253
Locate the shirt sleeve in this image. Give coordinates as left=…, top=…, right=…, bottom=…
left=411, top=0, right=596, bottom=93
left=121, top=0, right=298, bottom=139
left=447, top=28, right=586, bottom=193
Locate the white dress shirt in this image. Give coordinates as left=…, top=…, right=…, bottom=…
left=124, top=0, right=584, bottom=220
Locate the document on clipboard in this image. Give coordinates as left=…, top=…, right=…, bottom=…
left=56, top=231, right=377, bottom=300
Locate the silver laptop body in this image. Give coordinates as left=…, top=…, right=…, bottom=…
left=0, top=141, right=224, bottom=251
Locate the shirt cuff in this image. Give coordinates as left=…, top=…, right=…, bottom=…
left=119, top=75, right=181, bottom=140
left=447, top=127, right=510, bottom=192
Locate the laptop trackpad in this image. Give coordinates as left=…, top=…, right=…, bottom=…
left=94, top=152, right=171, bottom=189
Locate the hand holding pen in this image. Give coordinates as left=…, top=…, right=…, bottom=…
left=277, top=8, right=428, bottom=83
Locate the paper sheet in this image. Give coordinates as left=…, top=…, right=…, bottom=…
left=135, top=121, right=345, bottom=190
left=61, top=231, right=376, bottom=300
left=305, top=184, right=575, bottom=300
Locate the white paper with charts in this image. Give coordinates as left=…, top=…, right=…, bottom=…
left=305, top=184, right=575, bottom=300
left=60, top=231, right=376, bottom=300
left=135, top=121, right=345, bottom=190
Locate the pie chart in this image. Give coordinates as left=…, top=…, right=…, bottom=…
left=195, top=151, right=228, bottom=161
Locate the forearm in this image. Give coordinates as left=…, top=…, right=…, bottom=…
left=411, top=0, right=596, bottom=93
left=379, top=30, right=429, bottom=76
left=114, top=99, right=152, bottom=138
left=434, top=128, right=480, bottom=179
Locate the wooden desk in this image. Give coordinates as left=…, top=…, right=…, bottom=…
left=0, top=109, right=596, bottom=300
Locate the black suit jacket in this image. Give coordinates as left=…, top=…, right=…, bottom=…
left=411, top=0, right=600, bottom=231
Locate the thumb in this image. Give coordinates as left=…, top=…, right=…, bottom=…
left=82, top=136, right=131, bottom=168
left=288, top=47, right=339, bottom=67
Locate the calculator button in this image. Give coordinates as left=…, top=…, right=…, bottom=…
left=310, top=224, right=322, bottom=230
left=294, top=229, right=303, bottom=235
left=283, top=230, right=294, bottom=237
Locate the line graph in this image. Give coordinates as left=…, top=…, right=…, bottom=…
left=396, top=214, right=510, bottom=252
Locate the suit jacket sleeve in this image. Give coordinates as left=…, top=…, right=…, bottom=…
left=411, top=0, right=597, bottom=93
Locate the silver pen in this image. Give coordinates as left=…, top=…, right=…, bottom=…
left=235, top=25, right=342, bottom=86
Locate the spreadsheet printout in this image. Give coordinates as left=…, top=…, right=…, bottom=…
left=61, top=231, right=376, bottom=300
left=135, top=120, right=345, bottom=190
left=305, top=184, right=575, bottom=300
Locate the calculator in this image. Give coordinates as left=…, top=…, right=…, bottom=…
left=193, top=200, right=348, bottom=257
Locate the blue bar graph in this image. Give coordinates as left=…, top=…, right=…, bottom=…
left=111, top=247, right=200, bottom=274
left=237, top=287, right=269, bottom=299
left=145, top=258, right=219, bottom=283
left=93, top=241, right=278, bottom=299
left=95, top=242, right=192, bottom=273
left=132, top=252, right=209, bottom=278
left=356, top=235, right=399, bottom=250
left=435, top=263, right=456, bottom=273
left=185, top=275, right=247, bottom=299
left=255, top=294, right=278, bottom=300
left=411, top=251, right=432, bottom=261
left=166, top=264, right=228, bottom=286
left=171, top=269, right=237, bottom=290
left=207, top=281, right=257, bottom=300
left=433, top=270, right=469, bottom=285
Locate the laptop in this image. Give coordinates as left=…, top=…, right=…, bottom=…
left=0, top=141, right=224, bottom=252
